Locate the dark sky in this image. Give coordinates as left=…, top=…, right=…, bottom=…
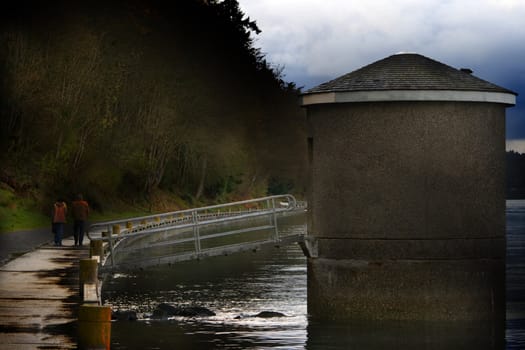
left=239, top=0, right=525, bottom=150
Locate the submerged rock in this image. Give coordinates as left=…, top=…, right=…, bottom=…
left=156, top=303, right=177, bottom=316
left=112, top=310, right=138, bottom=321
left=151, top=308, right=169, bottom=319
left=151, top=303, right=216, bottom=319
left=235, top=311, right=287, bottom=319
left=254, top=311, right=286, bottom=318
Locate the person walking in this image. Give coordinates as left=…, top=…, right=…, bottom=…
left=52, top=199, right=67, bottom=246
left=72, top=194, right=89, bottom=246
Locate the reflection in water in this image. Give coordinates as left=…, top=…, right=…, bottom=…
left=105, top=215, right=308, bottom=349
left=307, top=319, right=503, bottom=350
left=104, top=203, right=524, bottom=349
left=506, top=200, right=525, bottom=349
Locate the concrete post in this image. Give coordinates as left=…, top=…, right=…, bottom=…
left=78, top=304, right=111, bottom=350
left=90, top=241, right=103, bottom=260
left=112, top=225, right=120, bottom=236
left=79, top=259, right=98, bottom=302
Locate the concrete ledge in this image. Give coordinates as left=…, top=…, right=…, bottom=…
left=301, top=90, right=516, bottom=106
left=307, top=257, right=505, bottom=322
left=317, top=237, right=505, bottom=260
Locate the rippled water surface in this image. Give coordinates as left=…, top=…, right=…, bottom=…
left=506, top=200, right=525, bottom=349
left=104, top=215, right=308, bottom=349
left=103, top=203, right=525, bottom=349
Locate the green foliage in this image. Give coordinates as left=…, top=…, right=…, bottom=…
left=0, top=187, right=49, bottom=232
left=205, top=174, right=244, bottom=200
left=267, top=176, right=295, bottom=195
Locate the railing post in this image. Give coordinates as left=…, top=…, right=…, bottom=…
left=106, top=225, right=115, bottom=268
left=192, top=210, right=201, bottom=255
left=266, top=199, right=272, bottom=225
left=271, top=197, right=279, bottom=242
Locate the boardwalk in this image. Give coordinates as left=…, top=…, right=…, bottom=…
left=0, top=237, right=88, bottom=349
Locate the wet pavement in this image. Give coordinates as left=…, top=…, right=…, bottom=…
left=0, top=237, right=88, bottom=349
left=0, top=226, right=74, bottom=266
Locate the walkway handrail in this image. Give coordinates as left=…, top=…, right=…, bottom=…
left=87, top=194, right=298, bottom=238
left=86, top=195, right=303, bottom=270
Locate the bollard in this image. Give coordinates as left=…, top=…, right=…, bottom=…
left=90, top=241, right=103, bottom=260
left=112, top=224, right=120, bottom=236
left=78, top=304, right=111, bottom=350
left=79, top=259, right=98, bottom=302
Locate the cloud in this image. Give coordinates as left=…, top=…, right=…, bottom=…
left=506, top=139, right=525, bottom=154
left=239, top=0, right=525, bottom=138
left=239, top=0, right=525, bottom=88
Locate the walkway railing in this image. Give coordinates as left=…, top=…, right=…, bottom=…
left=87, top=195, right=306, bottom=272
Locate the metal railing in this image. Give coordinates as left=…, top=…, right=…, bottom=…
left=87, top=195, right=305, bottom=271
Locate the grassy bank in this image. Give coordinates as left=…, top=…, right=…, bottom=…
left=0, top=186, right=189, bottom=233
left=0, top=187, right=50, bottom=233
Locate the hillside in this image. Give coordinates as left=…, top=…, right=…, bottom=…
left=0, top=0, right=307, bottom=231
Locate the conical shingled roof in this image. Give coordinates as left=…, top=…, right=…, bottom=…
left=305, top=53, right=516, bottom=95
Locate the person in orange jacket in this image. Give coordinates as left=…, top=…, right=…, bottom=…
left=52, top=199, right=67, bottom=246
left=72, top=194, right=89, bottom=246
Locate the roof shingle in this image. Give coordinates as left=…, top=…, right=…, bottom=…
left=305, top=53, right=516, bottom=95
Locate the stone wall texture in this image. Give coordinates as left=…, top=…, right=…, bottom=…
left=306, top=101, right=506, bottom=321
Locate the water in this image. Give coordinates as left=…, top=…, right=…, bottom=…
left=506, top=200, right=525, bottom=349
left=104, top=214, right=308, bottom=349
left=103, top=202, right=525, bottom=349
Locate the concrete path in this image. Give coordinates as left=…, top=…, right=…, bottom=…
left=0, top=226, right=73, bottom=266
left=0, top=237, right=89, bottom=349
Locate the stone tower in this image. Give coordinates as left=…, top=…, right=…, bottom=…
left=301, top=53, right=516, bottom=322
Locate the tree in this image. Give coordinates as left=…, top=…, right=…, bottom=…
left=507, top=151, right=525, bottom=198
left=0, top=0, right=307, bottom=213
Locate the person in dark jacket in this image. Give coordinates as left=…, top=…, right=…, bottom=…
left=72, top=194, right=89, bottom=246
left=52, top=199, right=67, bottom=246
